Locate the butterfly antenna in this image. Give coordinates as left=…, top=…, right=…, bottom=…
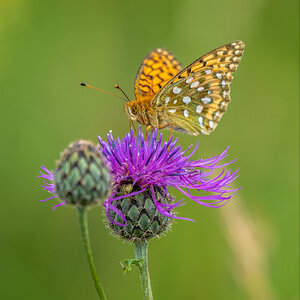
left=80, top=82, right=127, bottom=102
left=115, top=84, right=130, bottom=102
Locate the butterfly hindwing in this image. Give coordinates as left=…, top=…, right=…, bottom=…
left=134, top=48, right=181, bottom=100
left=154, top=69, right=232, bottom=135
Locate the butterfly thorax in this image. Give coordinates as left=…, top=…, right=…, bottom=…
left=124, top=97, right=158, bottom=127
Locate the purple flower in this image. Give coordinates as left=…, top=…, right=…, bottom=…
left=38, top=166, right=66, bottom=210
left=98, top=127, right=239, bottom=226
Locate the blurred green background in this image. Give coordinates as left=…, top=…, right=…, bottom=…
left=0, top=0, right=298, bottom=299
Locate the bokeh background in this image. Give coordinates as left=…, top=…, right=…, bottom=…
left=0, top=0, right=298, bottom=299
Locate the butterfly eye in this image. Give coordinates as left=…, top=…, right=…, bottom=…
left=131, top=105, right=139, bottom=115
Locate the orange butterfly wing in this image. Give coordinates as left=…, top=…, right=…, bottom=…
left=134, top=48, right=181, bottom=101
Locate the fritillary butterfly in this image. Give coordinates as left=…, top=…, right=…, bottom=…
left=125, top=41, right=245, bottom=135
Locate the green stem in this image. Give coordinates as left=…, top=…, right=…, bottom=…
left=77, top=207, right=107, bottom=300
left=134, top=241, right=153, bottom=300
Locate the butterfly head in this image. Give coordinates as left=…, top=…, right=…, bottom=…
left=124, top=101, right=142, bottom=122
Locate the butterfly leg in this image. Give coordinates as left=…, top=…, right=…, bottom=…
left=129, top=119, right=137, bottom=136
left=158, top=123, right=173, bottom=140
left=168, top=123, right=173, bottom=141
left=145, top=125, right=152, bottom=140
left=157, top=123, right=173, bottom=153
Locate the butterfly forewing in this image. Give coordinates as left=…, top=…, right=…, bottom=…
left=152, top=41, right=244, bottom=135
left=134, top=48, right=181, bottom=100
left=157, top=40, right=245, bottom=88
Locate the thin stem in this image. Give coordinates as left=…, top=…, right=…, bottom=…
left=77, top=207, right=107, bottom=300
left=134, top=240, right=153, bottom=300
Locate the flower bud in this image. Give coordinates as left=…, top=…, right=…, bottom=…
left=55, top=140, right=112, bottom=207
left=108, top=183, right=173, bottom=241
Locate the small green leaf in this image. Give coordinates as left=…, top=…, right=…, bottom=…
left=120, top=258, right=144, bottom=273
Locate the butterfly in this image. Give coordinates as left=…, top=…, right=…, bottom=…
left=124, top=41, right=245, bottom=136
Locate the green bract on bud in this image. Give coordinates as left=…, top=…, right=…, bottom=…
left=55, top=140, right=112, bottom=207
left=108, top=183, right=173, bottom=242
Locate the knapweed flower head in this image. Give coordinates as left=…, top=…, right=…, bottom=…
left=38, top=140, right=112, bottom=209
left=98, top=127, right=239, bottom=230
